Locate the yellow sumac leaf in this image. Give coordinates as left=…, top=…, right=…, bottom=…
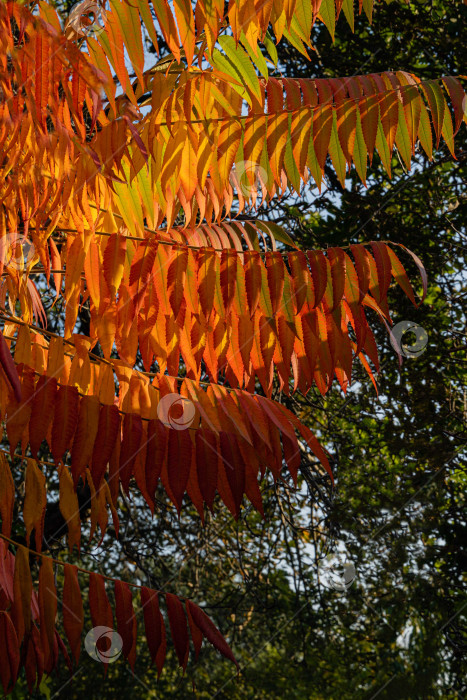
left=111, top=0, right=145, bottom=86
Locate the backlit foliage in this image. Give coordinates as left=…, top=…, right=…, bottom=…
left=0, top=0, right=465, bottom=691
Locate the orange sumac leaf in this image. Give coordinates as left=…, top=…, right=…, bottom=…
left=385, top=245, right=416, bottom=305
left=173, top=0, right=195, bottom=66
left=370, top=241, right=392, bottom=304
left=167, top=244, right=188, bottom=318
left=288, top=251, right=312, bottom=314
left=313, top=104, right=333, bottom=171
left=282, top=432, right=301, bottom=484
left=11, top=545, right=32, bottom=643
left=23, top=459, right=46, bottom=552
left=129, top=240, right=159, bottom=311
left=327, top=247, right=346, bottom=312
left=103, top=230, right=127, bottom=300
left=244, top=250, right=263, bottom=317
left=220, top=249, right=238, bottom=315
left=6, top=366, right=35, bottom=458
left=58, top=465, right=81, bottom=552
left=265, top=252, right=286, bottom=315
left=442, top=76, right=466, bottom=133
left=336, top=100, right=357, bottom=162
left=350, top=244, right=371, bottom=301
left=421, top=79, right=445, bottom=147
left=394, top=243, right=428, bottom=304
left=196, top=248, right=217, bottom=319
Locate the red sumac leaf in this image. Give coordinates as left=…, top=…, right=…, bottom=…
left=219, top=432, right=245, bottom=518
left=71, top=394, right=100, bottom=487
left=145, top=419, right=169, bottom=502
left=307, top=250, right=328, bottom=307
left=51, top=385, right=79, bottom=464
left=29, top=375, right=57, bottom=457
left=186, top=601, right=237, bottom=667
left=195, top=428, right=218, bottom=509
left=165, top=592, right=189, bottom=671
left=38, top=557, right=57, bottom=668
left=141, top=587, right=166, bottom=676
left=63, top=564, right=83, bottom=665
left=89, top=573, right=113, bottom=631
left=0, top=453, right=14, bottom=537
left=327, top=247, right=346, bottom=311
left=186, top=601, right=203, bottom=660
left=0, top=331, right=21, bottom=403
left=55, top=629, right=72, bottom=673
left=220, top=249, right=238, bottom=315
left=167, top=428, right=192, bottom=512
left=24, top=625, right=43, bottom=693
left=91, top=404, right=121, bottom=487
left=0, top=612, right=20, bottom=694
left=119, top=413, right=143, bottom=494
left=114, top=581, right=136, bottom=671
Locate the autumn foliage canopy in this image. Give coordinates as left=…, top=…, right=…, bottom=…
left=0, top=0, right=465, bottom=692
